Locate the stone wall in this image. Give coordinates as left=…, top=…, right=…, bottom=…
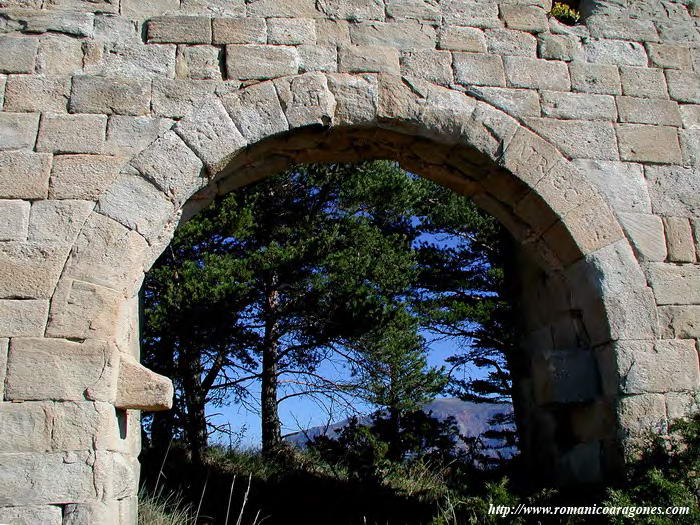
left=0, top=0, right=698, bottom=523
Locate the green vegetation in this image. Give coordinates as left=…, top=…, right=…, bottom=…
left=140, top=415, right=699, bottom=524
left=549, top=2, right=581, bottom=25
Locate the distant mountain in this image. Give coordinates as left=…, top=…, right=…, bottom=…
left=285, top=398, right=514, bottom=452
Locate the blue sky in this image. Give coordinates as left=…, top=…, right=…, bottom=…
left=208, top=331, right=478, bottom=448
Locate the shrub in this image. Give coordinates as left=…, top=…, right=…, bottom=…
left=549, top=2, right=581, bottom=25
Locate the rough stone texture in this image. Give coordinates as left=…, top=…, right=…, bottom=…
left=663, top=216, right=696, bottom=263
left=0, top=505, right=62, bottom=524
left=36, top=114, right=107, bottom=154
left=0, top=299, right=49, bottom=336
left=0, top=199, right=30, bottom=241
left=616, top=125, right=682, bottom=164
left=0, top=0, right=698, bottom=516
left=69, top=76, right=151, bottom=116
left=4, top=76, right=71, bottom=113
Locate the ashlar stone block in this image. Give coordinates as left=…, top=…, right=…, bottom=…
left=213, top=17, right=266, bottom=44
left=350, top=21, right=436, bottom=51
left=36, top=114, right=107, bottom=154
left=619, top=66, right=668, bottom=99
left=569, top=62, right=621, bottom=95
left=618, top=212, right=667, bottom=262
left=616, top=124, right=682, bottom=164
left=268, top=17, right=316, bottom=45
left=658, top=305, right=700, bottom=339
left=0, top=505, right=62, bottom=525
left=0, top=151, right=51, bottom=199
left=4, top=76, right=71, bottom=113
left=5, top=338, right=118, bottom=402
left=663, top=216, right=696, bottom=263
left=0, top=242, right=71, bottom=299
left=503, top=56, right=569, bottom=90
left=617, top=340, right=699, bottom=394
left=0, top=199, right=30, bottom=241
left=174, top=97, right=247, bottom=174
left=485, top=28, right=536, bottom=56
left=541, top=91, right=616, bottom=121
left=338, top=45, right=399, bottom=75
left=525, top=117, right=618, bottom=160
left=0, top=112, right=40, bottom=151
left=400, top=50, right=452, bottom=85
left=274, top=72, right=337, bottom=129
left=219, top=80, right=289, bottom=143
left=584, top=39, right=647, bottom=66
left=0, top=36, right=38, bottom=73
left=666, top=70, right=700, bottom=104
left=453, top=52, right=505, bottom=87
left=176, top=45, right=222, bottom=80
left=617, top=97, right=681, bottom=127
left=226, top=44, right=300, bottom=80
left=69, top=76, right=151, bottom=116
left=648, top=263, right=700, bottom=305
left=147, top=16, right=212, bottom=44
left=0, top=299, right=49, bottom=337
left=646, top=165, right=700, bottom=218
left=130, top=130, right=206, bottom=207
left=49, top=154, right=123, bottom=200
left=438, top=25, right=486, bottom=52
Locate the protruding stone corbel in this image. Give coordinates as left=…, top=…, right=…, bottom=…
left=115, top=357, right=173, bottom=411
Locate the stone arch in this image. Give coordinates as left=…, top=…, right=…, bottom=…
left=46, top=73, right=658, bottom=490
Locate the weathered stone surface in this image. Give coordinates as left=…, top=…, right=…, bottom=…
left=121, top=0, right=179, bottom=18
left=212, top=17, right=265, bottom=44
left=63, top=212, right=148, bottom=295
left=49, top=154, right=122, bottom=200
left=438, top=26, right=485, bottom=52
left=525, top=117, right=618, bottom=160
left=268, top=17, right=316, bottom=45
left=36, top=114, right=107, bottom=154
left=0, top=199, right=29, bottom=241
left=4, top=76, right=70, bottom=113
left=0, top=9, right=94, bottom=36
left=569, top=62, right=621, bottom=95
left=618, top=212, right=667, bottom=261
left=441, top=0, right=500, bottom=28
left=151, top=78, right=217, bottom=119
left=246, top=0, right=318, bottom=18
left=0, top=505, right=62, bottom=524
left=537, top=34, right=581, bottom=62
left=338, top=45, right=399, bottom=74
left=400, top=50, right=452, bottom=85
left=69, top=76, right=151, bottom=116
left=500, top=5, right=548, bottom=33
left=50, top=401, right=121, bottom=451
left=274, top=73, right=336, bottom=129
left=93, top=14, right=139, bottom=41
left=0, top=451, right=98, bottom=506
left=466, top=86, right=540, bottom=117
left=647, top=43, right=693, bottom=70
left=226, top=44, right=299, bottom=80
left=83, top=41, right=177, bottom=79
left=385, top=0, right=439, bottom=21
left=616, top=124, right=682, bottom=164
left=646, top=165, right=700, bottom=217
left=648, top=263, right=700, bottom=305
left=666, top=392, right=700, bottom=421
left=182, top=0, right=245, bottom=16
left=326, top=72, right=378, bottom=126
left=503, top=56, right=569, bottom=90
left=587, top=15, right=658, bottom=42
left=485, top=28, right=536, bottom=56
left=619, top=394, right=667, bottom=437
left=619, top=66, right=668, bottom=99
left=617, top=340, right=699, bottom=394
left=680, top=105, right=700, bottom=129
left=0, top=299, right=49, bottom=337
left=0, top=151, right=51, bottom=199
left=541, top=91, right=616, bottom=121
left=584, top=39, right=647, bottom=66
left=46, top=278, right=122, bottom=340
left=350, top=21, right=436, bottom=51
left=147, top=16, right=212, bottom=44
left=115, top=358, right=173, bottom=410
left=220, top=80, right=289, bottom=143
left=317, top=0, right=384, bottom=21
left=666, top=70, right=700, bottom=104
left=617, top=97, right=681, bottom=126
left=316, top=19, right=350, bottom=44
left=658, top=305, right=700, bottom=339
left=453, top=52, right=505, bottom=86
left=5, top=338, right=118, bottom=402
left=0, top=36, right=37, bottom=73
left=0, top=242, right=70, bottom=299
left=105, top=115, right=172, bottom=157
left=96, top=172, right=174, bottom=239
left=0, top=402, right=51, bottom=452
left=0, top=112, right=40, bottom=151
left=298, top=44, right=337, bottom=73
left=131, top=130, right=205, bottom=206
left=176, top=45, right=221, bottom=80
left=663, top=216, right=696, bottom=263
left=44, top=0, right=118, bottom=13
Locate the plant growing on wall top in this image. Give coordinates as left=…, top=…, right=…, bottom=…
left=550, top=1, right=582, bottom=25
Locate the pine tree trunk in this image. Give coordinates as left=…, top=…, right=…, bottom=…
left=181, top=349, right=208, bottom=465
left=261, top=277, right=282, bottom=456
